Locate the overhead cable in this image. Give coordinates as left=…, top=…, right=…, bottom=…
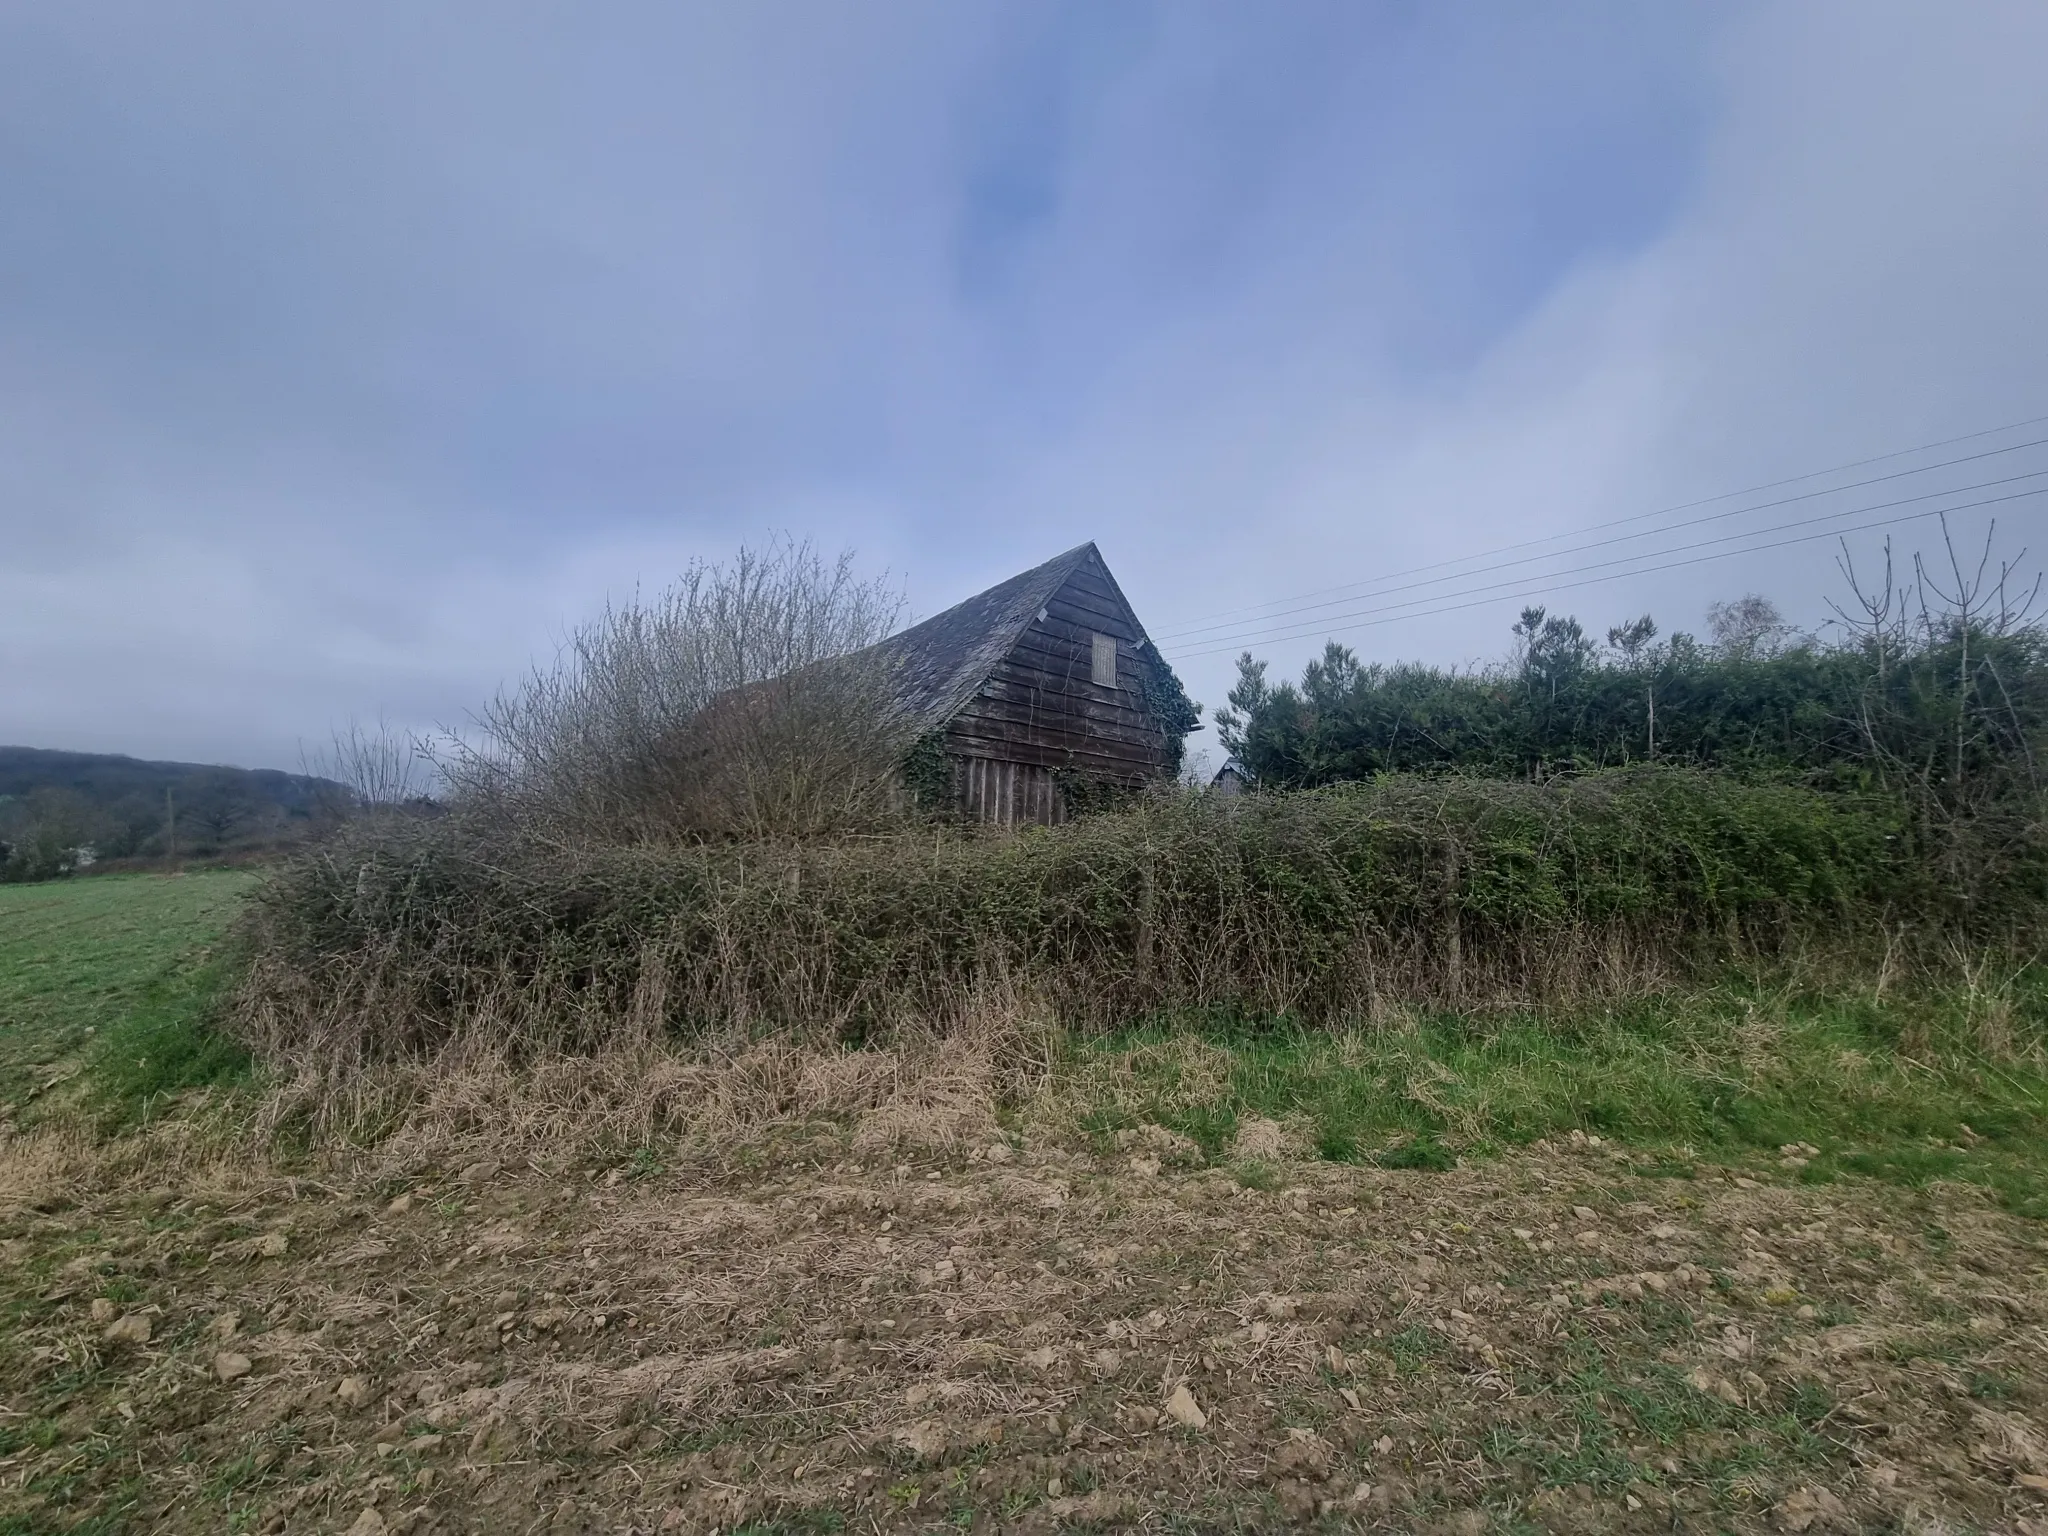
left=1165, top=485, right=2048, bottom=662
left=1157, top=450, right=2048, bottom=648
left=1152, top=417, right=2048, bottom=643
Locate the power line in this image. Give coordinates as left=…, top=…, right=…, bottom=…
left=1165, top=485, right=2048, bottom=663
left=1158, top=448, right=2048, bottom=648
left=1155, top=413, right=2048, bottom=637
left=1152, top=415, right=2048, bottom=642
left=1163, top=469, right=2048, bottom=657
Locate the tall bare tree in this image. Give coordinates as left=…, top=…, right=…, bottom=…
left=1706, top=594, right=1793, bottom=658
left=304, top=717, right=436, bottom=818
left=440, top=538, right=908, bottom=841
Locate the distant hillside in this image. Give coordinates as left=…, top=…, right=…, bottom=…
left=0, top=746, right=342, bottom=813
left=0, top=746, right=347, bottom=879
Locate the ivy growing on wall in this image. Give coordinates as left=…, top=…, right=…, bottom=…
left=1138, top=650, right=1202, bottom=775
left=899, top=729, right=952, bottom=813
left=1051, top=766, right=1144, bottom=817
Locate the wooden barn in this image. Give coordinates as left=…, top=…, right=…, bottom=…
left=870, top=542, right=1197, bottom=826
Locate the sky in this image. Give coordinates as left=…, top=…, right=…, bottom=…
left=3, top=0, right=2046, bottom=773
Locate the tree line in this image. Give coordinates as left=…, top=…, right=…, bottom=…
left=1214, top=530, right=2047, bottom=907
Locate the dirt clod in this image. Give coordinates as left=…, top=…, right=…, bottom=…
left=1163, top=1382, right=1207, bottom=1430
left=212, top=1351, right=252, bottom=1381
left=1777, top=1484, right=1850, bottom=1530
left=1232, top=1117, right=1291, bottom=1159
left=101, top=1313, right=150, bottom=1346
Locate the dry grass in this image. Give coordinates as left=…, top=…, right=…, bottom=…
left=251, top=984, right=1060, bottom=1172
left=0, top=1112, right=251, bottom=1227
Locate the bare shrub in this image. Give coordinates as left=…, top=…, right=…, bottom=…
left=438, top=539, right=906, bottom=842
left=302, top=716, right=436, bottom=817
left=1830, top=519, right=2048, bottom=908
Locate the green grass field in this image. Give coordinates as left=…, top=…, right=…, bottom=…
left=0, top=870, right=256, bottom=1128
left=1067, top=974, right=2048, bottom=1217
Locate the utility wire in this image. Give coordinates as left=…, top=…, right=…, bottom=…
left=1165, top=485, right=2048, bottom=662
left=1158, top=447, right=2048, bottom=647
left=1164, top=469, right=2048, bottom=657
left=1152, top=415, right=2048, bottom=642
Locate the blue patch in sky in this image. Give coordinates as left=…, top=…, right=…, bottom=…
left=942, top=2, right=1711, bottom=380
left=1362, top=9, right=1714, bottom=377
left=949, top=1, right=1153, bottom=300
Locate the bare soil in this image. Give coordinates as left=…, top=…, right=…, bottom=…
left=5, top=1130, right=2048, bottom=1535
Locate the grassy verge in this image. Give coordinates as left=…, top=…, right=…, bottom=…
left=1061, top=969, right=2048, bottom=1216
left=0, top=870, right=257, bottom=1130
left=8, top=868, right=2048, bottom=1234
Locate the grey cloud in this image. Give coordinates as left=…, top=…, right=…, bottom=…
left=1, top=1, right=2042, bottom=770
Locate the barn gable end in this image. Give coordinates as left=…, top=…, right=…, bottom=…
left=943, top=550, right=1165, bottom=758
left=929, top=545, right=1179, bottom=825
left=724, top=541, right=1190, bottom=828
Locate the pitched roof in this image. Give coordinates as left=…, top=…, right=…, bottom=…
left=866, top=542, right=1100, bottom=730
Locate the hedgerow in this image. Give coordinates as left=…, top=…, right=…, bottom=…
left=234, top=767, right=1992, bottom=1066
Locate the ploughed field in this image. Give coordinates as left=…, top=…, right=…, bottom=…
left=6, top=1129, right=2048, bottom=1534
left=5, top=870, right=2048, bottom=1533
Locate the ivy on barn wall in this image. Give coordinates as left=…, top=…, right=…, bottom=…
left=1138, top=649, right=1202, bottom=775
left=899, top=729, right=953, bottom=813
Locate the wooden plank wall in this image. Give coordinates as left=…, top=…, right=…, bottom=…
left=944, top=551, right=1170, bottom=825
left=954, top=756, right=1066, bottom=827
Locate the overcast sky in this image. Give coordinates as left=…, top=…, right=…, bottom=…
left=4, top=1, right=2046, bottom=772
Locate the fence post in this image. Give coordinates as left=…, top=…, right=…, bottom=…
left=1136, top=849, right=1157, bottom=995
left=1443, top=840, right=1463, bottom=1004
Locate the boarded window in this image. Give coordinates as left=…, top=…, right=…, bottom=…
left=1091, top=633, right=1118, bottom=688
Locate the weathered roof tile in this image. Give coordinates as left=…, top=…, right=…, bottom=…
left=864, top=541, right=1098, bottom=731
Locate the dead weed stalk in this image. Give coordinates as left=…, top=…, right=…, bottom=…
left=249, top=983, right=1057, bottom=1171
